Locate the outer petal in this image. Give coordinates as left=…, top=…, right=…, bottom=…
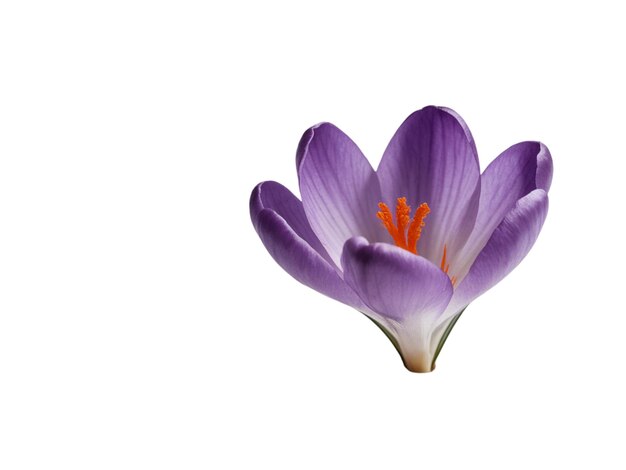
left=341, top=237, right=454, bottom=372
left=298, top=123, right=386, bottom=267
left=250, top=182, right=364, bottom=309
left=341, top=237, right=453, bottom=321
left=377, top=106, right=481, bottom=269
left=250, top=180, right=334, bottom=267
left=445, top=189, right=549, bottom=315
left=456, top=142, right=553, bottom=279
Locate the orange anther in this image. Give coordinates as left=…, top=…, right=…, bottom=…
left=378, top=199, right=457, bottom=286
left=395, top=197, right=411, bottom=237
left=406, top=203, right=430, bottom=254
left=377, top=197, right=430, bottom=255
left=376, top=202, right=406, bottom=248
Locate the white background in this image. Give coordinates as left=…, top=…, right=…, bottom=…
left=1, top=1, right=624, bottom=468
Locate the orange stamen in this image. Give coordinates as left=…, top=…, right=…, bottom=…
left=440, top=244, right=450, bottom=274
left=395, top=197, right=411, bottom=239
left=376, top=202, right=406, bottom=248
left=407, top=203, right=430, bottom=254
left=377, top=198, right=457, bottom=287
left=377, top=197, right=430, bottom=255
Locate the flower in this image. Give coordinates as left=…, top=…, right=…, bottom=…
left=250, top=106, right=552, bottom=372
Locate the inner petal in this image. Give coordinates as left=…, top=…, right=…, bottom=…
left=377, top=107, right=481, bottom=265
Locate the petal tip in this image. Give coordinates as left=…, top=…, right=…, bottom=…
left=295, top=122, right=335, bottom=173
left=536, top=142, right=553, bottom=192
left=249, top=180, right=280, bottom=230
left=249, top=182, right=266, bottom=231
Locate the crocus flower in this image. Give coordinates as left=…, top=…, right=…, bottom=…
left=250, top=106, right=552, bottom=372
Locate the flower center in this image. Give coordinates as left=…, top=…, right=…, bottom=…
left=377, top=197, right=457, bottom=286
left=376, top=197, right=430, bottom=255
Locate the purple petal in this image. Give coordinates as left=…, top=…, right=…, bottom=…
left=250, top=182, right=364, bottom=308
left=298, top=123, right=386, bottom=267
left=341, top=237, right=453, bottom=322
left=377, top=106, right=481, bottom=268
left=456, top=142, right=553, bottom=278
left=341, top=237, right=455, bottom=372
left=438, top=106, right=479, bottom=157
left=446, top=189, right=549, bottom=315
left=250, top=180, right=334, bottom=267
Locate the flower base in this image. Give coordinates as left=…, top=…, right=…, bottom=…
left=402, top=352, right=436, bottom=373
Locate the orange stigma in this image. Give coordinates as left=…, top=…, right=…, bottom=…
left=377, top=197, right=430, bottom=254
left=440, top=244, right=457, bottom=287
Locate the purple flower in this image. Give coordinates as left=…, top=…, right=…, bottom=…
left=250, top=106, right=552, bottom=372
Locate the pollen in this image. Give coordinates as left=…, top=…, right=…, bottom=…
left=377, top=197, right=430, bottom=255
